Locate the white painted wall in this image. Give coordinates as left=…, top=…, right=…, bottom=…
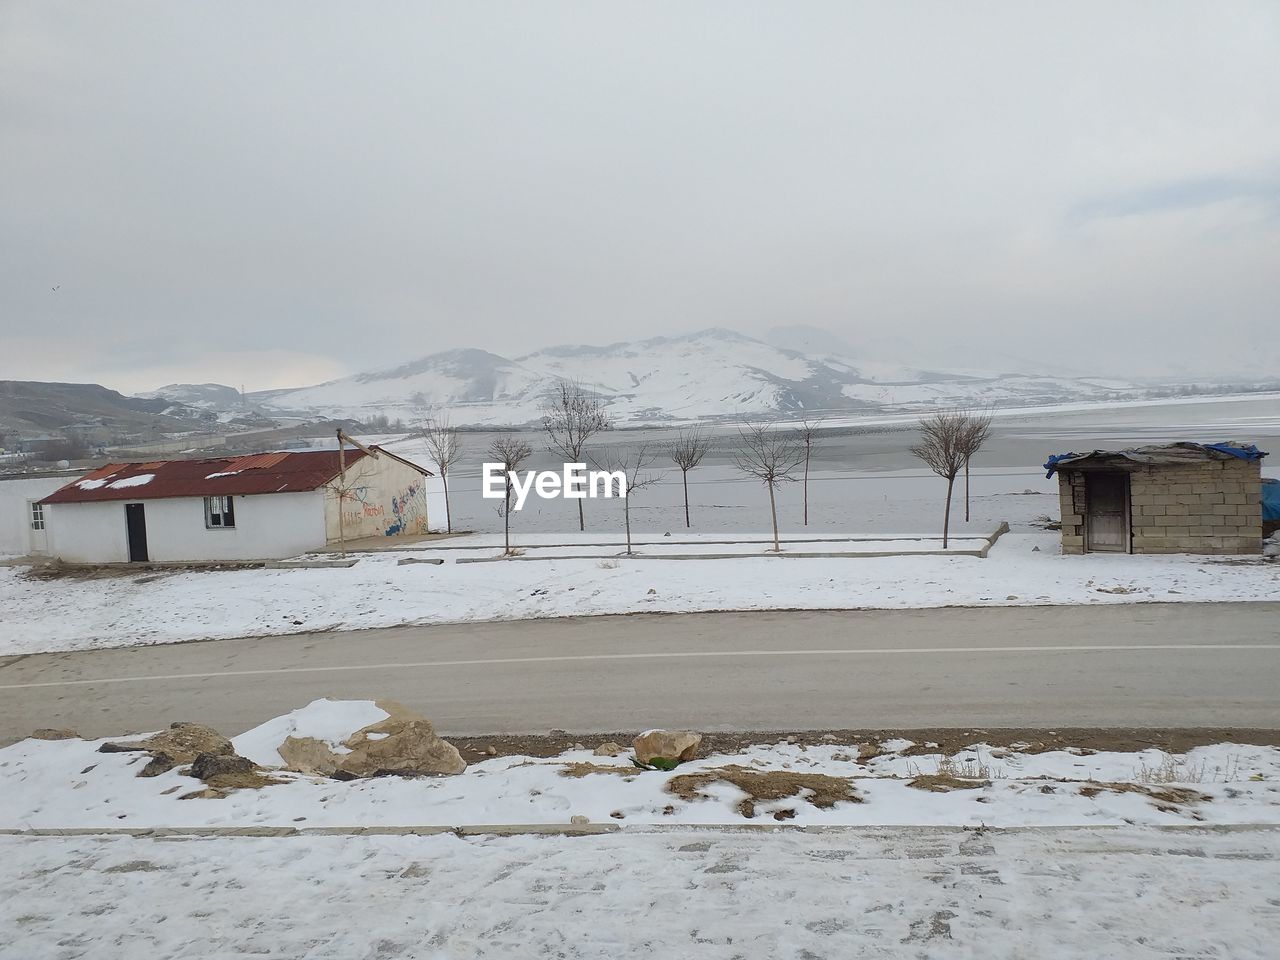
left=46, top=491, right=328, bottom=563
left=323, top=455, right=432, bottom=542
left=0, top=476, right=72, bottom=556
left=425, top=474, right=449, bottom=533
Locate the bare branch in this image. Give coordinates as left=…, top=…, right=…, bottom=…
left=909, top=410, right=970, bottom=482
left=542, top=380, right=611, bottom=531
left=542, top=379, right=611, bottom=461
left=590, top=443, right=663, bottom=554
left=733, top=422, right=806, bottom=485
left=422, top=415, right=462, bottom=475
left=668, top=427, right=711, bottom=472
left=732, top=422, right=805, bottom=551
left=486, top=433, right=532, bottom=554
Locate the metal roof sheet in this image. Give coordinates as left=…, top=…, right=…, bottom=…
left=39, top=449, right=369, bottom=505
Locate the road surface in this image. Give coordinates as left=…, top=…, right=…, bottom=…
left=2, top=604, right=1278, bottom=743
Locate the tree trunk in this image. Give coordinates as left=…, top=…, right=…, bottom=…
left=768, top=482, right=780, bottom=552
left=803, top=450, right=810, bottom=526
left=964, top=457, right=970, bottom=523
left=624, top=496, right=632, bottom=554
left=577, top=497, right=585, bottom=532
left=441, top=471, right=452, bottom=534
left=943, top=475, right=954, bottom=549
left=682, top=470, right=690, bottom=528
left=504, top=484, right=512, bottom=554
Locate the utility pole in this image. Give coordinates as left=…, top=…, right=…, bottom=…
left=335, top=429, right=378, bottom=557
left=337, top=429, right=346, bottom=557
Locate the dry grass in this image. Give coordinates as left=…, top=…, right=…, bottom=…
left=1077, top=781, right=1212, bottom=814
left=906, top=773, right=990, bottom=793
left=666, top=764, right=861, bottom=818
left=1132, top=752, right=1241, bottom=784
left=904, top=752, right=1002, bottom=792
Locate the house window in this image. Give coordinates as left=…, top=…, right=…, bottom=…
left=30, top=503, right=45, bottom=531
left=205, top=495, right=235, bottom=529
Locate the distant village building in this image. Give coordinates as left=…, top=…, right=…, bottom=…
left=37, top=447, right=437, bottom=564
left=1045, top=442, right=1267, bottom=555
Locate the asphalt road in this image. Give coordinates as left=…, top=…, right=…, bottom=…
left=2, top=604, right=1278, bottom=744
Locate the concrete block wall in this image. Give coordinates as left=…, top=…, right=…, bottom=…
left=1058, top=472, right=1088, bottom=555
left=1059, top=458, right=1262, bottom=556
left=1129, top=459, right=1262, bottom=554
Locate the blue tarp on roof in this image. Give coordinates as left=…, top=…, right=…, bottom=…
left=1263, top=479, right=1280, bottom=522
left=1043, top=442, right=1268, bottom=478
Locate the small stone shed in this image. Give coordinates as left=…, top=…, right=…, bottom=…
left=1044, top=442, right=1267, bottom=555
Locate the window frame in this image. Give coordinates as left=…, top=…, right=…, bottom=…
left=30, top=502, right=45, bottom=531
left=204, top=495, right=236, bottom=529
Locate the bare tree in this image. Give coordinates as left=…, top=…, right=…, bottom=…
left=910, top=411, right=971, bottom=548
left=668, top=427, right=711, bottom=528
left=797, top=417, right=822, bottom=526
left=542, top=380, right=612, bottom=531
left=960, top=408, right=993, bottom=523
left=732, top=422, right=806, bottom=552
left=487, top=433, right=532, bottom=556
left=593, top=444, right=662, bottom=554
left=422, top=415, right=462, bottom=533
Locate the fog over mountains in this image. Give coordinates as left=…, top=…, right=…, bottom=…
left=147, top=328, right=1148, bottom=427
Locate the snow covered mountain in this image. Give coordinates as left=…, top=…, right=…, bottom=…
left=226, top=328, right=1142, bottom=426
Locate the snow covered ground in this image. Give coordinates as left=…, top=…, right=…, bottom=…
left=5, top=704, right=1278, bottom=957
left=4, top=704, right=1278, bottom=830
left=2, top=531, right=1277, bottom=656
left=4, top=826, right=1277, bottom=959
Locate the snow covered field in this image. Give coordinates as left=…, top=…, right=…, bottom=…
left=4, top=826, right=1277, bottom=959
left=3, top=531, right=1278, bottom=656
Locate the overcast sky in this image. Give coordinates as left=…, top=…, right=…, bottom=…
left=2, top=2, right=1278, bottom=392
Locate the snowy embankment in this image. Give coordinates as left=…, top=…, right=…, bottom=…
left=2, top=532, right=1278, bottom=655
left=4, top=700, right=1277, bottom=956
left=3, top=701, right=1277, bottom=830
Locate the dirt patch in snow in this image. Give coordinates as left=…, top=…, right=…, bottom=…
left=907, top=774, right=990, bottom=793
left=23, top=561, right=264, bottom=581
left=667, top=764, right=861, bottom=819
left=450, top=728, right=1280, bottom=762
left=1078, top=782, right=1212, bottom=808
left=558, top=762, right=641, bottom=779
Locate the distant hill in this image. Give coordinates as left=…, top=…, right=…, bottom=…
left=225, top=328, right=1145, bottom=426
left=0, top=380, right=212, bottom=444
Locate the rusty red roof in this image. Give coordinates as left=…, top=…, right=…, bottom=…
left=39, top=449, right=370, bottom=504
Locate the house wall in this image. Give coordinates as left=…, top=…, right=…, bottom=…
left=0, top=476, right=75, bottom=556
left=1059, top=458, right=1263, bottom=555
left=46, top=491, right=327, bottom=563
left=322, top=454, right=430, bottom=542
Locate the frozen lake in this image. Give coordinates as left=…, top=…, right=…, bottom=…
left=380, top=395, right=1280, bottom=536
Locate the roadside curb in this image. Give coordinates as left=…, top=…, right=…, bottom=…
left=2, top=822, right=1276, bottom=839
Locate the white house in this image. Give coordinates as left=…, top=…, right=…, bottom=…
left=0, top=471, right=81, bottom=557
left=38, top=447, right=437, bottom=564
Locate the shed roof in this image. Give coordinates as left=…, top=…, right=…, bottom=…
left=39, top=449, right=383, bottom=504
left=1044, top=442, right=1267, bottom=478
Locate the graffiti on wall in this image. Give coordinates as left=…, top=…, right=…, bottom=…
left=332, top=475, right=428, bottom=538
left=385, top=481, right=428, bottom=536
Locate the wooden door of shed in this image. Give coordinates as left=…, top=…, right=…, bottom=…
left=1085, top=472, right=1130, bottom=553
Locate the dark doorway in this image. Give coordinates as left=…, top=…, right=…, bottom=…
left=1085, top=473, right=1129, bottom=553
left=125, top=503, right=149, bottom=562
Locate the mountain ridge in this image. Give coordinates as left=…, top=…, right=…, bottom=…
left=152, top=328, right=1143, bottom=426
